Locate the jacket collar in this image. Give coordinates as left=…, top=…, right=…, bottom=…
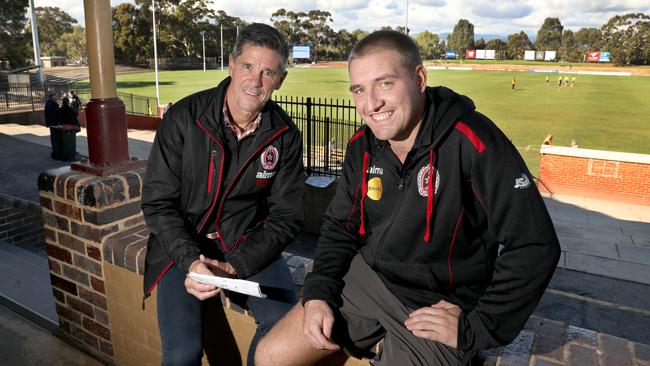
left=197, top=76, right=286, bottom=141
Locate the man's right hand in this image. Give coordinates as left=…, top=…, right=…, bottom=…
left=184, top=255, right=234, bottom=300
left=303, top=300, right=341, bottom=351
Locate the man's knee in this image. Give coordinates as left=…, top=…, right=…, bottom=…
left=162, top=343, right=203, bottom=366
left=255, top=304, right=305, bottom=366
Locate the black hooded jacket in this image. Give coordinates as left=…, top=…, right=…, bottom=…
left=302, top=86, right=560, bottom=353
left=141, top=77, right=304, bottom=298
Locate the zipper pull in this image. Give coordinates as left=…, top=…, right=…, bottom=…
left=398, top=178, right=405, bottom=191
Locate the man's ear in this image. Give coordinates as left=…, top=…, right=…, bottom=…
left=275, top=70, right=288, bottom=90
left=415, top=65, right=427, bottom=92
left=228, top=54, right=235, bottom=76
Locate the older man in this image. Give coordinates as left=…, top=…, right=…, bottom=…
left=141, top=23, right=304, bottom=365
left=256, top=30, right=559, bottom=366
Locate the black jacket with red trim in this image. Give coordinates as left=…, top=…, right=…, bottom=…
left=141, top=77, right=304, bottom=298
left=302, top=86, right=560, bottom=353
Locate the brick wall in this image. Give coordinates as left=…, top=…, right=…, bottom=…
left=37, top=166, right=147, bottom=363
left=539, top=147, right=650, bottom=205
left=0, top=194, right=44, bottom=249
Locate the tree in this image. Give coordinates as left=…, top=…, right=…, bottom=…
left=559, top=29, right=578, bottom=61
left=55, top=25, right=87, bottom=62
left=214, top=10, right=246, bottom=58
left=574, top=27, right=603, bottom=62
left=351, top=29, right=369, bottom=43
left=112, top=3, right=151, bottom=64
left=485, top=38, right=507, bottom=50
left=474, top=38, right=486, bottom=50
left=507, top=31, right=533, bottom=60
left=415, top=31, right=440, bottom=59
left=448, top=19, right=474, bottom=57
left=270, top=9, right=334, bottom=62
left=0, top=1, right=31, bottom=69
left=535, top=17, right=563, bottom=51
left=271, top=9, right=309, bottom=45
left=602, top=13, right=650, bottom=66
left=33, top=7, right=78, bottom=56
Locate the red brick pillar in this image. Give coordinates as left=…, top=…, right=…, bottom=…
left=37, top=166, right=145, bottom=363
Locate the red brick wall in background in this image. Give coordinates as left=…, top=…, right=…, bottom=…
left=539, top=147, right=650, bottom=205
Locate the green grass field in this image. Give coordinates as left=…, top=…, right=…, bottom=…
left=76, top=68, right=650, bottom=175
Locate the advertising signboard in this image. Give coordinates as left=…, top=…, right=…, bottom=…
left=544, top=51, right=557, bottom=61
left=292, top=45, right=311, bottom=59
left=599, top=52, right=611, bottom=62
left=587, top=51, right=600, bottom=62
left=524, top=50, right=536, bottom=60
left=484, top=50, right=496, bottom=59
left=535, top=51, right=545, bottom=60
left=466, top=50, right=476, bottom=59
left=445, top=50, right=457, bottom=59
left=475, top=49, right=486, bottom=59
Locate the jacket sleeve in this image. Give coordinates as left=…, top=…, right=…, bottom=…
left=457, top=137, right=561, bottom=352
left=225, top=128, right=305, bottom=278
left=301, top=140, right=363, bottom=309
left=141, top=106, right=201, bottom=273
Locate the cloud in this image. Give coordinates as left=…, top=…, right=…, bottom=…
left=472, top=3, right=534, bottom=19
left=33, top=0, right=650, bottom=37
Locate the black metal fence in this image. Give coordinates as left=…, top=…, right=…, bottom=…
left=0, top=81, right=157, bottom=116
left=274, top=96, right=363, bottom=177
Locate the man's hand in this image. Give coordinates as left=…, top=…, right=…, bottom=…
left=404, top=299, right=462, bottom=348
left=184, top=255, right=237, bottom=300
left=303, top=300, right=341, bottom=351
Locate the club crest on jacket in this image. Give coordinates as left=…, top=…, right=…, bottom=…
left=261, top=145, right=279, bottom=170
left=417, top=165, right=440, bottom=197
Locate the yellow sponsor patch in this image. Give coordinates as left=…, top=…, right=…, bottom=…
left=367, top=177, right=383, bottom=201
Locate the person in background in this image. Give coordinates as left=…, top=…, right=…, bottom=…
left=545, top=75, right=549, bottom=86
left=570, top=139, right=579, bottom=148
left=511, top=77, right=516, bottom=92
left=543, top=134, right=553, bottom=146
left=44, top=93, right=61, bottom=152
left=60, top=97, right=80, bottom=128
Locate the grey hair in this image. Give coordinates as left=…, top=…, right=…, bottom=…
left=348, top=30, right=422, bottom=71
left=231, top=23, right=289, bottom=72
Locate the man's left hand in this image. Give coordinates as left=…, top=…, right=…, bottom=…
left=404, top=299, right=461, bottom=348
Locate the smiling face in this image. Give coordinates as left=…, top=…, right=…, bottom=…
left=227, top=44, right=286, bottom=123
left=349, top=50, right=427, bottom=145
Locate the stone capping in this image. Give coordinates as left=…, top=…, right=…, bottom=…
left=540, top=146, right=650, bottom=164
left=103, top=225, right=149, bottom=275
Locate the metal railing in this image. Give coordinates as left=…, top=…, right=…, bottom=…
left=1, top=80, right=157, bottom=117
left=274, top=96, right=363, bottom=178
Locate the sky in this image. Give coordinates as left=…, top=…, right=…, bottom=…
left=34, top=0, right=650, bottom=39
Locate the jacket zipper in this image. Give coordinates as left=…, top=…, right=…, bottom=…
left=207, top=150, right=216, bottom=193
left=211, top=127, right=289, bottom=253
left=372, top=170, right=408, bottom=268
left=195, top=119, right=226, bottom=234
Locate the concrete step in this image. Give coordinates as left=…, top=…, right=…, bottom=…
left=0, top=240, right=57, bottom=331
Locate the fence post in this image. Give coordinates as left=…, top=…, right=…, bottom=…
left=324, top=117, right=330, bottom=171
left=4, top=85, right=9, bottom=109
left=29, top=82, right=34, bottom=111
left=306, top=97, right=312, bottom=175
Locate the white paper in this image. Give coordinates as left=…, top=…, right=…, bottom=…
left=188, top=272, right=266, bottom=298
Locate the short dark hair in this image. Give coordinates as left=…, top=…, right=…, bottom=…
left=232, top=23, right=289, bottom=72
left=348, top=30, right=422, bottom=71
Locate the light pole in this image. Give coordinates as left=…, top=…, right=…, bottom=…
left=201, top=31, right=206, bottom=72
left=152, top=0, right=160, bottom=109
left=28, top=0, right=45, bottom=84
left=405, top=0, right=409, bottom=35
left=220, top=23, right=224, bottom=71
